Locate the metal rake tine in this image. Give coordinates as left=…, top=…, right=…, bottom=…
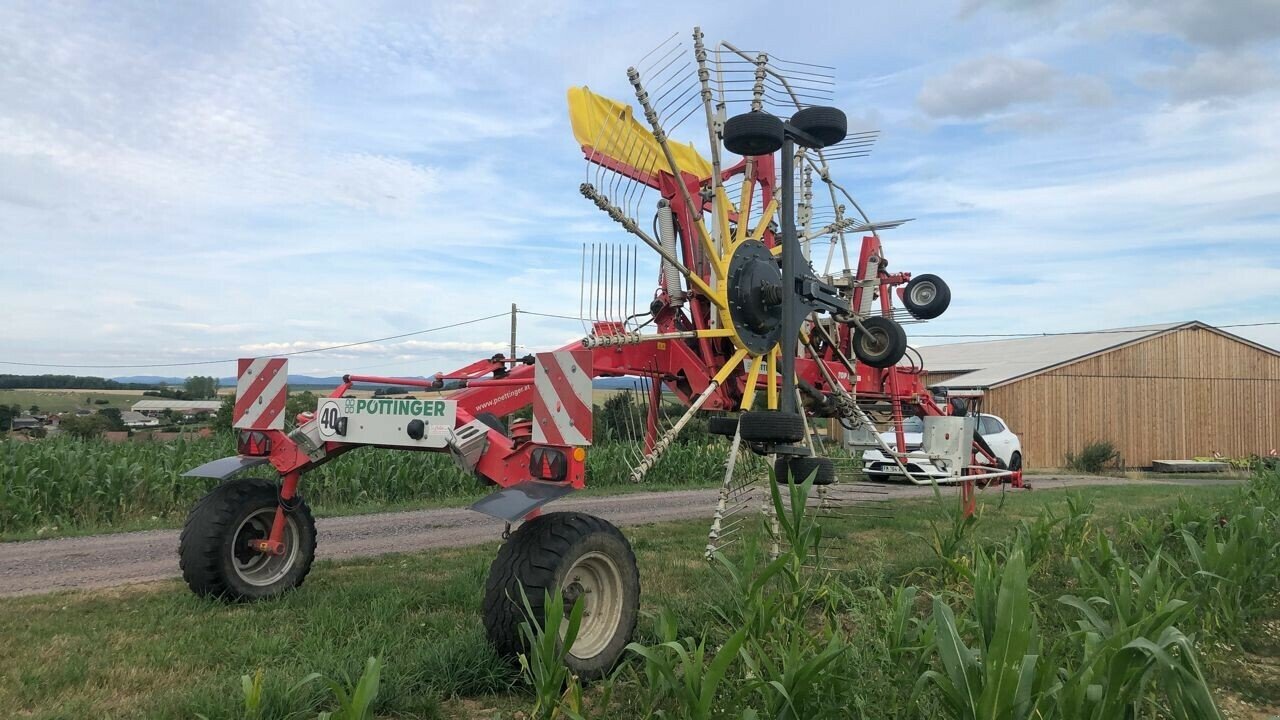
left=634, top=30, right=680, bottom=71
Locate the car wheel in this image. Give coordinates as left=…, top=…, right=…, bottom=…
left=1009, top=452, right=1022, bottom=472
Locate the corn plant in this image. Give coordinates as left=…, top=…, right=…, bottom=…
left=875, top=584, right=934, bottom=679
left=1179, top=506, right=1280, bottom=638
left=914, top=550, right=1049, bottom=720
left=625, top=609, right=748, bottom=720
left=310, top=657, right=382, bottom=720
left=517, top=585, right=586, bottom=720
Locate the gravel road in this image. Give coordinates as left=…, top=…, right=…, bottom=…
left=0, top=474, right=1220, bottom=597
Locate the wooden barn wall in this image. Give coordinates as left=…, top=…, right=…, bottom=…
left=983, top=327, right=1280, bottom=468
left=921, top=371, right=969, bottom=387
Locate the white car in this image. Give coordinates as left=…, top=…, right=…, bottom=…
left=861, top=413, right=1022, bottom=482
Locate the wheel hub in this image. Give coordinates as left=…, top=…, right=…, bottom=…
left=232, top=508, right=299, bottom=587
left=910, top=282, right=936, bottom=305
left=861, top=328, right=889, bottom=353
left=561, top=551, right=624, bottom=660
left=726, top=240, right=785, bottom=355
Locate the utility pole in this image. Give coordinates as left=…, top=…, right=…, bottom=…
left=510, top=303, right=518, bottom=361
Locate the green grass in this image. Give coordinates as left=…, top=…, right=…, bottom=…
left=0, top=481, right=1263, bottom=719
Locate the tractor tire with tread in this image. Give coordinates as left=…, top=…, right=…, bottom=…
left=738, top=410, right=806, bottom=443
left=708, top=415, right=740, bottom=438
left=483, top=512, right=640, bottom=681
left=179, top=477, right=316, bottom=602
left=789, top=106, right=847, bottom=148
left=775, top=455, right=836, bottom=485
left=723, top=112, right=786, bottom=156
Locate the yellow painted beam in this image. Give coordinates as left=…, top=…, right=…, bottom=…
left=749, top=199, right=778, bottom=241
left=713, top=347, right=750, bottom=385
left=741, top=353, right=765, bottom=411
left=734, top=176, right=755, bottom=245
left=695, top=328, right=736, bottom=339
left=766, top=347, right=779, bottom=410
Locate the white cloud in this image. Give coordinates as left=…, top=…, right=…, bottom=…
left=1144, top=50, right=1279, bottom=102
left=918, top=56, right=1058, bottom=118
left=2, top=0, right=1279, bottom=377
left=1113, top=0, right=1280, bottom=49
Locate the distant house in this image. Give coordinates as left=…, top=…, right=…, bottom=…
left=121, top=410, right=160, bottom=428
left=131, top=399, right=223, bottom=417
left=10, top=416, right=41, bottom=430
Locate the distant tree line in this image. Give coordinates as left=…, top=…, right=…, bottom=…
left=0, top=374, right=156, bottom=390
left=0, top=374, right=221, bottom=396
left=142, top=376, right=220, bottom=400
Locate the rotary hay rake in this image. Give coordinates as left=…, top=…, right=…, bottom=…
left=177, top=28, right=1024, bottom=678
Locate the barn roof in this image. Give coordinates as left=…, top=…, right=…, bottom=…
left=131, top=399, right=223, bottom=411
left=914, top=321, right=1276, bottom=389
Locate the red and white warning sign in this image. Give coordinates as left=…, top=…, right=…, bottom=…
left=532, top=350, right=592, bottom=446
left=233, top=358, right=288, bottom=430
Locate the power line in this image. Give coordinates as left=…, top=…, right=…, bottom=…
left=3, top=312, right=1277, bottom=371
left=911, top=321, right=1280, bottom=338
left=517, top=309, right=586, bottom=322
left=0, top=312, right=509, bottom=370
left=520, top=310, right=1280, bottom=338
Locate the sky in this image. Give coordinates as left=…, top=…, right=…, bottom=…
left=2, top=0, right=1279, bottom=378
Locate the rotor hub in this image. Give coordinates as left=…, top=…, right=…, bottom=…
left=726, top=240, right=785, bottom=355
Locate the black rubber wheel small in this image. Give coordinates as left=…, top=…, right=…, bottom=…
left=708, top=415, right=740, bottom=437
left=902, top=274, right=951, bottom=320
left=852, top=316, right=908, bottom=369
left=790, top=106, right=847, bottom=148
left=179, top=477, right=317, bottom=602
left=738, top=411, right=805, bottom=443
left=775, top=455, right=836, bottom=485
left=483, top=512, right=640, bottom=681
left=723, top=111, right=785, bottom=156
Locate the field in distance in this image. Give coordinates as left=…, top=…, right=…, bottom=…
left=0, top=389, right=151, bottom=413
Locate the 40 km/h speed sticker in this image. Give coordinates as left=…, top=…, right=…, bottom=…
left=316, top=397, right=457, bottom=449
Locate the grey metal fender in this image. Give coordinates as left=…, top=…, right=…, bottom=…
left=470, top=480, right=577, bottom=523
left=183, top=455, right=271, bottom=480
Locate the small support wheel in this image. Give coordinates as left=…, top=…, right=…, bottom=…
left=789, top=106, right=847, bottom=148
left=775, top=455, right=836, bottom=485
left=723, top=111, right=786, bottom=156
left=852, top=316, right=908, bottom=368
left=902, top=274, right=951, bottom=320
left=179, top=477, right=317, bottom=602
left=483, top=512, right=640, bottom=680
left=738, top=411, right=805, bottom=443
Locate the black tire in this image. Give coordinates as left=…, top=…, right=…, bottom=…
left=483, top=512, right=640, bottom=681
left=790, top=106, right=847, bottom=148
left=179, top=477, right=316, bottom=602
left=708, top=415, right=739, bottom=437
left=738, top=411, right=805, bottom=443
left=865, top=472, right=890, bottom=483
left=723, top=111, right=785, bottom=156
left=852, top=316, right=908, bottom=368
left=902, top=274, right=951, bottom=320
left=775, top=455, right=836, bottom=485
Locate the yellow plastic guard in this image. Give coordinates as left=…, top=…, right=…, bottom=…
left=567, top=86, right=712, bottom=182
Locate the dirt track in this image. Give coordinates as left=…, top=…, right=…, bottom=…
left=0, top=475, right=1230, bottom=598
